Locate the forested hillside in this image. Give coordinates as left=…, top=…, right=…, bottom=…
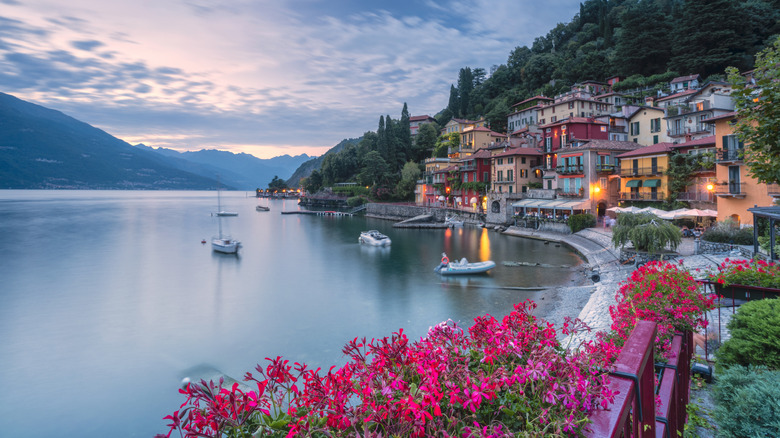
left=294, top=0, right=780, bottom=200
left=447, top=0, right=780, bottom=132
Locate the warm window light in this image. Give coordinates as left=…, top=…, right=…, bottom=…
left=706, top=183, right=714, bottom=191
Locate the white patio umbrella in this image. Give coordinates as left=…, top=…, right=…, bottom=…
left=470, top=197, right=477, bottom=204
left=438, top=195, right=445, bottom=201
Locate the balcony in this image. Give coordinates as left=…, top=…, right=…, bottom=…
left=714, top=182, right=746, bottom=198
left=596, top=163, right=617, bottom=174
left=619, top=191, right=666, bottom=201
left=668, top=125, right=712, bottom=137
left=556, top=164, right=584, bottom=175
left=677, top=192, right=715, bottom=202
left=558, top=190, right=584, bottom=198
left=619, top=166, right=666, bottom=177
left=460, top=164, right=476, bottom=171
left=609, top=125, right=626, bottom=133
left=717, top=148, right=743, bottom=163
left=767, top=183, right=780, bottom=198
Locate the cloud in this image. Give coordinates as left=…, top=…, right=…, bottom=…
left=1, top=0, right=582, bottom=159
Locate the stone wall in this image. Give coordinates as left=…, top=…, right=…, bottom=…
left=485, top=193, right=523, bottom=225
left=366, top=204, right=484, bottom=223
left=698, top=240, right=754, bottom=258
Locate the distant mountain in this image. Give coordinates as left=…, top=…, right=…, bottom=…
left=0, top=92, right=221, bottom=190
left=136, top=145, right=311, bottom=190
left=286, top=138, right=361, bottom=187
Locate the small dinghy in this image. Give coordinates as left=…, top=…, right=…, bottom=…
left=434, top=252, right=495, bottom=275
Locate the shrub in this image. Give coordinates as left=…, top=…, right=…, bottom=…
left=568, top=213, right=596, bottom=233
left=713, top=366, right=780, bottom=437
left=346, top=196, right=365, bottom=207
left=160, top=301, right=620, bottom=438
left=701, top=221, right=754, bottom=245
left=708, top=258, right=780, bottom=288
left=716, top=299, right=780, bottom=370
left=609, top=261, right=716, bottom=359
left=733, top=227, right=755, bottom=245
left=612, top=213, right=682, bottom=254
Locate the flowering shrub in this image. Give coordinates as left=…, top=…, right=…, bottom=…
left=159, top=301, right=620, bottom=437
left=609, top=261, right=716, bottom=359
left=708, top=258, right=780, bottom=289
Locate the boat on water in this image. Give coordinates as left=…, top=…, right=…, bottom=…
left=212, top=180, right=240, bottom=253
left=434, top=253, right=495, bottom=275
left=256, top=205, right=270, bottom=212
left=445, top=216, right=464, bottom=227
left=359, top=230, right=392, bottom=246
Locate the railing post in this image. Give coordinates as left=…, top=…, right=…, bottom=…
left=586, top=320, right=657, bottom=438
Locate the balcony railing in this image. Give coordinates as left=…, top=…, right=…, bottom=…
left=715, top=182, right=746, bottom=197
left=676, top=192, right=715, bottom=202
left=619, top=191, right=666, bottom=201
left=596, top=163, right=616, bottom=173
left=717, top=148, right=743, bottom=162
left=767, top=183, right=780, bottom=197
left=460, top=164, right=476, bottom=171
left=619, top=166, right=666, bottom=177
left=556, top=164, right=584, bottom=175
left=609, top=125, right=626, bottom=133
left=558, top=190, right=584, bottom=198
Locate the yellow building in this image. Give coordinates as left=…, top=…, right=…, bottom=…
left=616, top=143, right=674, bottom=203
left=459, top=126, right=506, bottom=157
left=710, top=113, right=779, bottom=226
left=627, top=106, right=668, bottom=145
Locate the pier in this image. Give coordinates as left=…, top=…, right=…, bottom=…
left=281, top=210, right=353, bottom=216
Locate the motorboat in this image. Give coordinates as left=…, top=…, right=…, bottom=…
left=445, top=216, right=464, bottom=227
left=434, top=253, right=495, bottom=275
left=256, top=205, right=270, bottom=211
left=359, top=230, right=391, bottom=246
left=215, top=211, right=239, bottom=216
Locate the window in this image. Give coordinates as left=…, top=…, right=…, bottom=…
left=651, top=118, right=661, bottom=133
left=521, top=157, right=526, bottom=164
left=545, top=137, right=552, bottom=152
left=561, top=134, right=568, bottom=146
left=508, top=170, right=514, bottom=181
left=723, top=134, right=743, bottom=150
left=508, top=157, right=514, bottom=164
left=497, top=158, right=503, bottom=165
left=551, top=116, right=557, bottom=123
left=653, top=135, right=659, bottom=144
left=497, top=170, right=503, bottom=182
left=509, top=186, right=513, bottom=194
left=568, top=102, right=574, bottom=109
left=483, top=171, right=489, bottom=181
left=630, top=121, right=640, bottom=136
left=463, top=173, right=469, bottom=182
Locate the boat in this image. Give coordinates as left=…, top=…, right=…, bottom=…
left=445, top=216, right=464, bottom=227
left=212, top=180, right=238, bottom=217
left=434, top=253, right=495, bottom=275
left=359, top=230, right=391, bottom=246
left=212, top=180, right=241, bottom=253
left=256, top=205, right=270, bottom=212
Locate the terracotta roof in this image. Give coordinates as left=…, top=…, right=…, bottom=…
left=466, top=148, right=493, bottom=159
left=656, top=89, right=698, bottom=102
left=409, top=115, right=434, bottom=122
left=671, top=74, right=701, bottom=84
left=539, top=117, right=608, bottom=128
left=594, top=92, right=624, bottom=98
left=671, top=135, right=716, bottom=149
left=616, top=142, right=675, bottom=158
left=570, top=139, right=647, bottom=152
left=433, top=165, right=458, bottom=174
left=509, top=127, right=530, bottom=135
left=491, top=147, right=543, bottom=158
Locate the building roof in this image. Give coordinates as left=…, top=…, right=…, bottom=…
left=464, top=148, right=493, bottom=160
left=539, top=117, right=608, bottom=128
left=671, top=74, right=702, bottom=84
left=511, top=95, right=553, bottom=108
left=491, top=147, right=543, bottom=158
left=617, top=142, right=675, bottom=158
left=656, top=89, right=698, bottom=102
left=409, top=115, right=435, bottom=122
left=671, top=135, right=716, bottom=149
left=571, top=139, right=647, bottom=152
left=704, top=111, right=737, bottom=123
left=432, top=165, right=458, bottom=174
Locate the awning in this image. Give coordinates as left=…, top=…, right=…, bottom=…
left=511, top=199, right=589, bottom=211
left=625, top=180, right=642, bottom=188
left=643, top=179, right=661, bottom=187
left=512, top=199, right=550, bottom=207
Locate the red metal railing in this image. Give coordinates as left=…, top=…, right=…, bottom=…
left=585, top=321, right=693, bottom=438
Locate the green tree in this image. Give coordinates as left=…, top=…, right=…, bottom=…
left=728, top=35, right=780, bottom=185
left=612, top=212, right=682, bottom=254
left=395, top=161, right=421, bottom=200
left=447, top=85, right=459, bottom=119
left=301, top=169, right=323, bottom=193
left=358, top=150, right=389, bottom=186
left=268, top=175, right=288, bottom=190
left=457, top=67, right=474, bottom=118
left=433, top=132, right=459, bottom=158
left=413, top=123, right=438, bottom=161
left=614, top=0, right=671, bottom=76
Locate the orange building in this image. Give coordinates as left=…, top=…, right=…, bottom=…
left=710, top=112, right=779, bottom=226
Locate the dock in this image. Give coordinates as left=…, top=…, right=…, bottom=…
left=281, top=210, right=353, bottom=216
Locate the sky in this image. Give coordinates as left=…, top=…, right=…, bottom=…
left=1, top=0, right=582, bottom=159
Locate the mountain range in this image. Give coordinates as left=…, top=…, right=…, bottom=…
left=0, top=92, right=315, bottom=190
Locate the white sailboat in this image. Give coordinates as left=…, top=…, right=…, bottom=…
left=212, top=180, right=241, bottom=253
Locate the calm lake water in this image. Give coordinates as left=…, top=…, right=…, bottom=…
left=0, top=190, right=583, bottom=438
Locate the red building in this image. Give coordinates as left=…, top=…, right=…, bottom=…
left=455, top=148, right=492, bottom=209
left=540, top=117, right=609, bottom=171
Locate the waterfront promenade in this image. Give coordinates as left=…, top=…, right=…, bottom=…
left=503, top=226, right=730, bottom=339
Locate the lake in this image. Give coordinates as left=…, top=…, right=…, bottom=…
left=0, top=190, right=583, bottom=437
